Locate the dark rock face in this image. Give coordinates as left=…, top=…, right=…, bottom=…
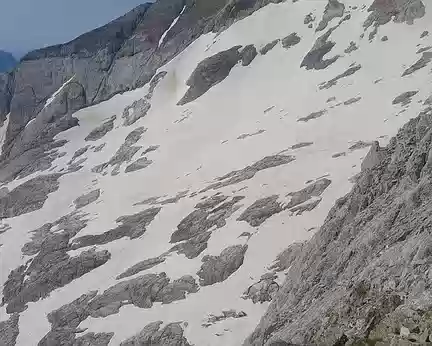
left=120, top=321, right=192, bottom=346
left=364, top=0, right=426, bottom=28
left=301, top=27, right=339, bottom=70
left=316, top=0, right=345, bottom=32
left=241, top=44, right=258, bottom=66
left=244, top=111, right=432, bottom=345
left=237, top=195, right=284, bottom=227
left=169, top=231, right=212, bottom=259
left=74, top=189, right=101, bottom=209
left=402, top=52, right=432, bottom=76
left=71, top=207, right=161, bottom=249
left=170, top=195, right=244, bottom=243
left=0, top=313, right=19, bottom=346
left=260, top=40, right=280, bottom=55
left=0, top=173, right=61, bottom=218
left=319, top=64, right=362, bottom=89
left=116, top=256, right=166, bottom=280
left=0, top=72, right=13, bottom=125
left=281, top=33, right=301, bottom=49
left=198, top=244, right=248, bottom=286
left=85, top=116, right=116, bottom=142
left=177, top=46, right=242, bottom=105
left=392, top=90, right=418, bottom=106
left=2, top=212, right=111, bottom=314
left=203, top=155, right=295, bottom=192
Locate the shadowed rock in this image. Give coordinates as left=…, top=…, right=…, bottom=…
left=3, top=212, right=110, bottom=314
left=285, top=178, right=332, bottom=212
left=237, top=195, right=284, bottom=227
left=402, top=52, right=432, bottom=76
left=344, top=41, right=358, bottom=54
left=71, top=207, right=161, bottom=249
left=203, top=309, right=247, bottom=327
left=297, top=110, right=327, bottom=122
left=301, top=27, right=339, bottom=70
left=85, top=116, right=116, bottom=141
left=243, top=273, right=279, bottom=304
left=178, top=46, right=242, bottom=105
left=0, top=313, right=19, bottom=346
left=197, top=244, right=248, bottom=286
left=203, top=155, right=295, bottom=192
left=364, top=0, right=426, bottom=28
left=125, top=157, right=153, bottom=173
left=120, top=321, right=192, bottom=346
left=122, top=98, right=151, bottom=127
left=260, top=40, right=280, bottom=55
left=316, top=0, right=345, bottom=32
left=0, top=173, right=61, bottom=219
left=244, top=104, right=432, bottom=346
left=319, top=64, right=362, bottom=89
left=237, top=129, right=265, bottom=140
left=74, top=189, right=101, bottom=209
left=169, top=231, right=212, bottom=259
left=241, top=45, right=258, bottom=66
left=116, top=256, right=166, bottom=279
left=170, top=195, right=244, bottom=243
left=392, top=90, right=418, bottom=106
left=281, top=33, right=301, bottom=49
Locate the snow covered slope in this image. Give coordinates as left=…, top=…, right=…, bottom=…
left=1, top=0, right=431, bottom=345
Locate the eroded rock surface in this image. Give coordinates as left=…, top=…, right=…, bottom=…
left=316, top=0, right=345, bottom=32
left=392, top=91, right=418, bottom=106
left=120, top=321, right=192, bottom=346
left=319, top=64, right=362, bottom=89
left=301, top=27, right=339, bottom=70
left=260, top=40, right=280, bottom=55
left=244, top=110, right=432, bottom=346
left=281, top=33, right=301, bottom=49
left=85, top=116, right=116, bottom=142
left=241, top=44, right=258, bottom=66
left=197, top=244, right=248, bottom=286
left=178, top=46, right=242, bottom=105
left=116, top=256, right=166, bottom=280
left=237, top=195, right=284, bottom=227
left=74, top=189, right=101, bottom=209
left=0, top=313, right=19, bottom=346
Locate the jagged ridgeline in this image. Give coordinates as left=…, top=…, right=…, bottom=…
left=0, top=0, right=431, bottom=345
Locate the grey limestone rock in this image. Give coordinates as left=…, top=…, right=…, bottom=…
left=297, top=109, right=327, bottom=122
left=197, top=244, right=248, bottom=286
left=203, top=155, right=295, bottom=192
left=364, top=0, right=426, bottom=28
left=343, top=96, right=361, bottom=105
left=392, top=90, right=419, bottom=106
left=0, top=72, right=13, bottom=126
left=93, top=143, right=106, bottom=152
left=74, top=189, right=101, bottom=209
left=348, top=140, right=373, bottom=151
left=73, top=332, right=114, bottom=346
left=120, top=321, right=192, bottom=346
left=116, top=256, right=166, bottom=280
left=170, top=195, right=244, bottom=243
left=344, top=41, right=358, bottom=54
left=122, top=98, right=151, bottom=127
left=0, top=313, right=19, bottom=346
left=71, top=207, right=161, bottom=249
left=304, top=13, right=315, bottom=25
left=243, top=273, right=279, bottom=304
left=70, top=146, right=89, bottom=163
left=361, top=141, right=386, bottom=171
left=281, top=33, right=301, bottom=49
left=260, top=40, right=280, bottom=55
left=125, top=157, right=153, bottom=173
left=203, top=309, right=247, bottom=327
left=316, top=0, right=345, bottom=32
left=402, top=52, right=432, bottom=76
left=237, top=195, right=284, bottom=227
left=178, top=46, right=242, bottom=105
left=237, top=129, right=265, bottom=140
left=85, top=116, right=116, bottom=142
left=268, top=243, right=305, bottom=273
left=301, top=27, right=339, bottom=70
left=0, top=173, right=61, bottom=219
left=285, top=178, right=332, bottom=209
left=421, top=30, right=429, bottom=38
left=240, top=44, right=258, bottom=66
left=169, top=231, right=212, bottom=259
left=319, top=64, right=362, bottom=89
left=291, top=142, right=313, bottom=150
left=244, top=108, right=432, bottom=345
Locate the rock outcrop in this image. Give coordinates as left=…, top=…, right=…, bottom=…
left=244, top=111, right=432, bottom=345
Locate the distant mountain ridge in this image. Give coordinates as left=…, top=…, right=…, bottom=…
left=0, top=50, right=17, bottom=73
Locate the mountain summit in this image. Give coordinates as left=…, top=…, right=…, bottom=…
left=0, top=1, right=431, bottom=345
left=0, top=50, right=17, bottom=73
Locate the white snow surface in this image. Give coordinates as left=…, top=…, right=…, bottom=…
left=1, top=1, right=432, bottom=345
left=44, top=75, right=75, bottom=108
left=158, top=6, right=186, bottom=48
left=0, top=113, right=9, bottom=155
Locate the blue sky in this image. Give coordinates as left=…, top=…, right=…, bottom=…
left=0, top=0, right=150, bottom=57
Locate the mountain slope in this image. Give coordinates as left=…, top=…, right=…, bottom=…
left=0, top=0, right=431, bottom=346
left=0, top=51, right=17, bottom=73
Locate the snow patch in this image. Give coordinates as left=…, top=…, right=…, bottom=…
left=158, top=6, right=186, bottom=48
